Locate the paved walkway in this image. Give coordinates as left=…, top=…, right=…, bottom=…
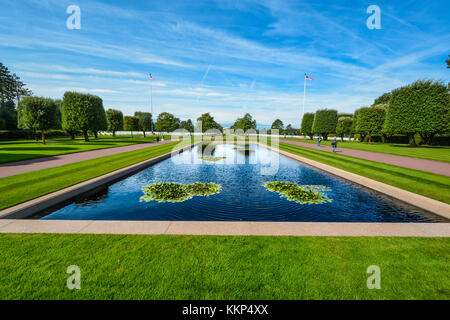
left=0, top=220, right=448, bottom=237
left=280, top=140, right=450, bottom=177
left=0, top=140, right=176, bottom=178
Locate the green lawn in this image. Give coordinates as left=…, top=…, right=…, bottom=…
left=277, top=142, right=450, bottom=204
left=0, top=135, right=171, bottom=164
left=284, top=138, right=450, bottom=162
left=0, top=234, right=448, bottom=300
left=0, top=140, right=185, bottom=210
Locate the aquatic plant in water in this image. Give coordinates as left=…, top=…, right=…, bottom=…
left=262, top=181, right=333, bottom=204
left=140, top=182, right=222, bottom=203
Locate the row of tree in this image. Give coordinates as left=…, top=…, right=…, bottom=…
left=17, top=92, right=154, bottom=144
left=300, top=80, right=449, bottom=146
left=15, top=90, right=230, bottom=143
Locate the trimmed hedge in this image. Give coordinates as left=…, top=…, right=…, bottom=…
left=312, top=109, right=338, bottom=140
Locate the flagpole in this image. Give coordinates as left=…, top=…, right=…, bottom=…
left=302, top=73, right=306, bottom=121
left=150, top=73, right=153, bottom=133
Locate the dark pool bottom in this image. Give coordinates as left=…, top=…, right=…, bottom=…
left=38, top=144, right=445, bottom=222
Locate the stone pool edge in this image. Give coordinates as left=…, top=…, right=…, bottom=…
left=0, top=142, right=199, bottom=219
left=0, top=220, right=448, bottom=237
left=259, top=142, right=450, bottom=221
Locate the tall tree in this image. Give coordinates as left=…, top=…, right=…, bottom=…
left=336, top=117, right=353, bottom=142
left=17, top=97, right=59, bottom=144
left=196, top=113, right=222, bottom=132
left=0, top=62, right=32, bottom=129
left=91, top=101, right=107, bottom=139
left=312, top=109, right=338, bottom=140
left=155, top=112, right=180, bottom=132
left=231, top=113, right=256, bottom=132
left=351, top=108, right=366, bottom=141
left=300, top=113, right=314, bottom=139
left=134, top=111, right=152, bottom=138
left=106, top=109, right=123, bottom=137
left=384, top=80, right=449, bottom=146
left=123, top=116, right=139, bottom=138
left=356, top=105, right=386, bottom=143
left=271, top=119, right=284, bottom=132
left=180, top=119, right=194, bottom=132
left=0, top=100, right=17, bottom=130
left=62, top=92, right=103, bottom=142
left=284, top=124, right=297, bottom=135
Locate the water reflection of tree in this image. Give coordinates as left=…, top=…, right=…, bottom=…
left=198, top=143, right=216, bottom=157
left=74, top=187, right=109, bottom=207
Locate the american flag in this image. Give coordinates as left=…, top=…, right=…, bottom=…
left=149, top=73, right=154, bottom=80
left=305, top=73, right=313, bottom=81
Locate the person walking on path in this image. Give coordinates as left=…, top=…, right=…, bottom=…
left=317, top=136, right=322, bottom=147
left=332, top=138, right=338, bottom=153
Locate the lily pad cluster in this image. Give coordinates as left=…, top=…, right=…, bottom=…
left=262, top=181, right=333, bottom=204
left=199, top=156, right=227, bottom=162
left=140, top=182, right=222, bottom=203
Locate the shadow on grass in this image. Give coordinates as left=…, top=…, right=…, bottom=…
left=1, top=147, right=78, bottom=151
left=0, top=154, right=61, bottom=165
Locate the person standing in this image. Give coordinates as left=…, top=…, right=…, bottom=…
left=332, top=138, right=338, bottom=153
left=317, top=136, right=322, bottom=147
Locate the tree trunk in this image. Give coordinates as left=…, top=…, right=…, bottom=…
left=368, top=134, right=372, bottom=144
left=360, top=134, right=366, bottom=142
left=70, top=132, right=75, bottom=140
left=112, top=131, right=116, bottom=138
left=41, top=131, right=46, bottom=144
left=83, top=130, right=89, bottom=142
left=323, top=134, right=328, bottom=140
left=93, top=131, right=98, bottom=139
left=143, top=131, right=146, bottom=138
left=130, top=131, right=133, bottom=138
left=408, top=133, right=416, bottom=147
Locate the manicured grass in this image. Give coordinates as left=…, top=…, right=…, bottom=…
left=0, top=234, right=448, bottom=300
left=0, top=135, right=171, bottom=164
left=278, top=142, right=450, bottom=204
left=0, top=141, right=185, bottom=210
left=284, top=138, right=450, bottom=162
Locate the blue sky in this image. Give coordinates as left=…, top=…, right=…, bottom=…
left=0, top=0, right=449, bottom=127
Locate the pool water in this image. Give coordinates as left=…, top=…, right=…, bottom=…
left=40, top=144, right=443, bottom=222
